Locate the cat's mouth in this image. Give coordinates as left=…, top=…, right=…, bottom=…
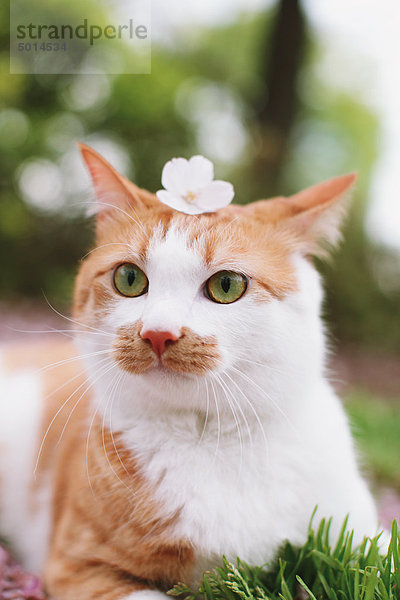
left=112, top=323, right=221, bottom=377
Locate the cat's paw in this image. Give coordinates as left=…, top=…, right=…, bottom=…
left=124, top=590, right=169, bottom=600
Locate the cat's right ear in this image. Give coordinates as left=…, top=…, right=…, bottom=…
left=79, top=143, right=152, bottom=219
left=244, top=174, right=356, bottom=259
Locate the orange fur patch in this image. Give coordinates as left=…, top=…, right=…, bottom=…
left=162, top=326, right=221, bottom=375
left=113, top=321, right=156, bottom=374
left=44, top=411, right=195, bottom=599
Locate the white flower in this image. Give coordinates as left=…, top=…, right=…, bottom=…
left=156, top=155, right=234, bottom=215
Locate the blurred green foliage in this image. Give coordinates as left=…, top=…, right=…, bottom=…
left=346, top=389, right=400, bottom=490
left=0, top=0, right=399, bottom=352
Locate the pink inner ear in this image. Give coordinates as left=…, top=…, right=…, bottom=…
left=291, top=173, right=357, bottom=214
left=79, top=143, right=134, bottom=215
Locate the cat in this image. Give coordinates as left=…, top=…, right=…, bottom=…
left=0, top=144, right=380, bottom=600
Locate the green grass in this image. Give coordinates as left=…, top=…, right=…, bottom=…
left=345, top=389, right=400, bottom=490
left=169, top=517, right=400, bottom=600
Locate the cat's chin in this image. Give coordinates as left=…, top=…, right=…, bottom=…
left=134, top=362, right=208, bottom=397
left=116, top=362, right=208, bottom=411
left=145, top=363, right=200, bottom=381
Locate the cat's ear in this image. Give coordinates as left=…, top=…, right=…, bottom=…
left=79, top=143, right=153, bottom=218
left=247, top=174, right=357, bottom=258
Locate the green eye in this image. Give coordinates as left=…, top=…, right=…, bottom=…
left=113, top=263, right=148, bottom=297
left=206, top=270, right=248, bottom=304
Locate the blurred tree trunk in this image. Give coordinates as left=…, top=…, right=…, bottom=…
left=252, top=0, right=306, bottom=197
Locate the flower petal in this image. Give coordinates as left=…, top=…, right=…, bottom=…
left=155, top=190, right=203, bottom=214
left=186, top=155, right=214, bottom=190
left=181, top=203, right=210, bottom=215
left=158, top=155, right=235, bottom=215
left=156, top=190, right=187, bottom=211
left=161, top=158, right=190, bottom=196
left=195, top=180, right=235, bottom=211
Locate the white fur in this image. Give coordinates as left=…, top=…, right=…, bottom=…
left=79, top=227, right=379, bottom=584
left=0, top=353, right=52, bottom=573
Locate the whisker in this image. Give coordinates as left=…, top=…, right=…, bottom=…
left=83, top=361, right=126, bottom=497
left=235, top=357, right=268, bottom=368
left=86, top=404, right=101, bottom=497
left=36, top=349, right=111, bottom=375
left=108, top=373, right=131, bottom=478
left=70, top=329, right=113, bottom=339
left=40, top=361, right=95, bottom=406
left=34, top=356, right=112, bottom=475
left=213, top=215, right=241, bottom=243
left=42, top=293, right=114, bottom=337
left=223, top=370, right=270, bottom=458
left=236, top=357, right=288, bottom=376
left=229, top=365, right=300, bottom=439
left=81, top=241, right=132, bottom=260
left=102, top=372, right=137, bottom=499
left=56, top=359, right=116, bottom=448
left=6, top=326, right=112, bottom=341
left=219, top=372, right=253, bottom=446
left=208, top=375, right=221, bottom=462
left=73, top=200, right=149, bottom=240
left=213, top=373, right=244, bottom=474
left=60, top=332, right=111, bottom=345
left=198, top=378, right=210, bottom=445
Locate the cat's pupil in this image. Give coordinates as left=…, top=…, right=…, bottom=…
left=128, top=270, right=136, bottom=286
left=221, top=276, right=230, bottom=294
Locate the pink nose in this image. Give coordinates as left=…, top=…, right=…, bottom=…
left=140, top=330, right=178, bottom=358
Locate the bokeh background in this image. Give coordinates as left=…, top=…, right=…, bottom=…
left=0, top=0, right=399, bottom=515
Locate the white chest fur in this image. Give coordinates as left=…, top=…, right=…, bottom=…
left=118, top=378, right=378, bottom=584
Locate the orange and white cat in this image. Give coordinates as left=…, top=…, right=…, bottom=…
left=0, top=145, right=379, bottom=600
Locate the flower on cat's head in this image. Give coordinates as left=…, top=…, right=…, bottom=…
left=156, top=155, right=234, bottom=215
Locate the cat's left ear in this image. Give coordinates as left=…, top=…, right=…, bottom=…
left=246, top=173, right=357, bottom=258
left=79, top=143, right=154, bottom=218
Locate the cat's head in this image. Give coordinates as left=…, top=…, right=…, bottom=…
left=74, top=144, right=355, bottom=417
